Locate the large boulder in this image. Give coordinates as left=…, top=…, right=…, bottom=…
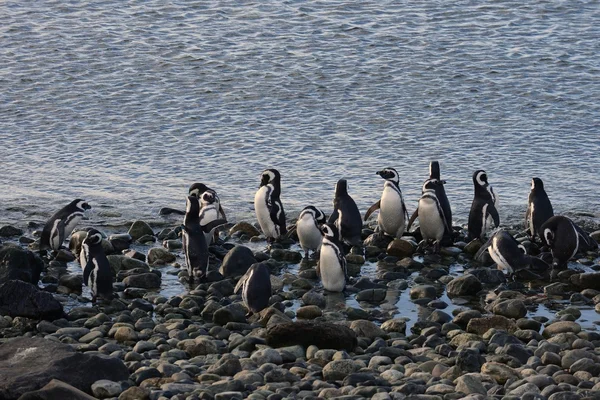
left=17, top=379, right=97, bottom=400
left=0, top=337, right=129, bottom=400
left=0, top=280, right=63, bottom=320
left=0, top=244, right=44, bottom=284
left=219, top=246, right=256, bottom=277
left=266, top=321, right=357, bottom=351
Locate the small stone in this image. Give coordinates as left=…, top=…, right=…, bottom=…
left=356, top=288, right=387, bottom=303
left=349, top=319, right=387, bottom=339
left=380, top=318, right=407, bottom=335
left=492, top=299, right=527, bottom=319
left=446, top=275, right=482, bottom=297
left=128, top=221, right=154, bottom=241
left=296, top=305, right=322, bottom=319
left=114, top=326, right=137, bottom=342
left=481, top=362, right=521, bottom=384
left=322, top=359, right=360, bottom=381
left=542, top=321, right=581, bottom=338
left=410, top=285, right=437, bottom=300
left=91, top=380, right=123, bottom=398
left=386, top=239, right=415, bottom=258
left=251, top=348, right=282, bottom=365
left=454, top=374, right=487, bottom=395
left=147, top=247, right=176, bottom=264
left=229, top=222, right=261, bottom=238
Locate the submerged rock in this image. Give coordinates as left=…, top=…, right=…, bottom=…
left=0, top=280, right=63, bottom=320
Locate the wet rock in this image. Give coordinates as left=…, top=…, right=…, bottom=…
left=363, top=233, right=393, bottom=249
left=570, top=272, right=600, bottom=290
left=18, top=379, right=97, bottom=400
left=492, top=299, right=527, bottom=319
left=127, top=220, right=154, bottom=241
left=108, top=234, right=132, bottom=252
left=350, top=320, right=387, bottom=339
left=59, top=274, right=83, bottom=292
left=266, top=321, right=357, bottom=350
left=464, top=239, right=483, bottom=255
left=381, top=318, right=407, bottom=335
left=387, top=239, right=415, bottom=258
left=229, top=222, right=260, bottom=238
left=0, top=280, right=63, bottom=320
left=356, top=288, right=387, bottom=303
left=410, top=284, right=437, bottom=300
left=468, top=268, right=506, bottom=285
left=0, top=226, right=23, bottom=237
left=91, top=380, right=122, bottom=398
left=271, top=249, right=303, bottom=263
left=147, top=247, right=176, bottom=265
left=453, top=310, right=483, bottom=328
left=213, top=303, right=247, bottom=325
left=219, top=246, right=257, bottom=277
left=0, top=244, right=44, bottom=284
left=542, top=321, right=581, bottom=338
left=446, top=275, right=482, bottom=297
left=296, top=305, right=322, bottom=319
left=302, top=291, right=326, bottom=307
left=122, top=272, right=161, bottom=289
left=107, top=255, right=150, bottom=274
left=544, top=282, right=570, bottom=297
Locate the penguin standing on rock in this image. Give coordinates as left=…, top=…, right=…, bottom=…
left=540, top=216, right=598, bottom=268
left=328, top=179, right=363, bottom=248
left=80, top=229, right=113, bottom=303
left=181, top=196, right=226, bottom=285
left=410, top=179, right=451, bottom=253
left=317, top=223, right=347, bottom=292
left=234, top=263, right=272, bottom=317
left=364, top=167, right=409, bottom=239
left=254, top=169, right=287, bottom=245
left=296, top=206, right=327, bottom=259
left=525, top=178, right=554, bottom=241
left=40, top=199, right=91, bottom=254
left=468, top=170, right=499, bottom=241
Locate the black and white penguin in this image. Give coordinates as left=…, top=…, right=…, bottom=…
left=364, top=168, right=409, bottom=238
left=468, top=170, right=499, bottom=241
left=475, top=230, right=549, bottom=276
left=328, top=179, right=363, bottom=248
left=296, top=206, right=327, bottom=259
left=540, top=216, right=598, bottom=268
left=254, top=169, right=287, bottom=244
left=80, top=229, right=113, bottom=302
left=234, top=263, right=272, bottom=317
left=411, top=179, right=451, bottom=252
left=317, top=223, right=347, bottom=292
left=198, top=191, right=226, bottom=245
left=40, top=199, right=91, bottom=254
left=189, top=182, right=226, bottom=220
left=525, top=178, right=554, bottom=240
left=181, top=196, right=226, bottom=285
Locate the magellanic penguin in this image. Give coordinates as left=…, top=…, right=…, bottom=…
left=40, top=199, right=91, bottom=254
left=234, top=263, right=272, bottom=317
left=468, top=170, right=499, bottom=241
left=296, top=206, right=327, bottom=259
left=328, top=179, right=363, bottom=248
left=364, top=168, right=409, bottom=238
left=198, top=191, right=226, bottom=245
left=80, top=229, right=113, bottom=303
left=254, top=169, right=287, bottom=244
left=475, top=230, right=549, bottom=277
left=540, top=215, right=598, bottom=268
left=317, top=223, right=348, bottom=292
left=181, top=196, right=226, bottom=285
left=410, top=179, right=451, bottom=253
left=189, top=182, right=227, bottom=220
left=525, top=178, right=554, bottom=241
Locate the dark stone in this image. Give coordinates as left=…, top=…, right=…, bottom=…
left=266, top=321, right=357, bottom=351
left=456, top=348, right=485, bottom=373
left=0, top=280, right=64, bottom=320
left=219, top=246, right=257, bottom=277
left=0, top=337, right=129, bottom=400
left=446, top=274, right=482, bottom=297
left=122, top=272, right=161, bottom=289
left=0, top=226, right=24, bottom=237
left=0, top=244, right=44, bottom=284
left=17, top=379, right=97, bottom=400
left=570, top=272, right=600, bottom=290
left=213, top=303, right=247, bottom=325
left=355, top=289, right=387, bottom=303
left=468, top=268, right=506, bottom=285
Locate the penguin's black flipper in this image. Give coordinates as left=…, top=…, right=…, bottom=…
left=83, top=258, right=93, bottom=286
left=234, top=269, right=251, bottom=294
left=283, top=224, right=297, bottom=240
left=218, top=205, right=227, bottom=220
left=201, top=219, right=227, bottom=234
left=159, top=207, right=186, bottom=216
left=527, top=256, right=550, bottom=272
left=270, top=199, right=287, bottom=236
left=406, top=209, right=419, bottom=232
left=364, top=200, right=381, bottom=221
left=488, top=203, right=500, bottom=228
left=328, top=209, right=339, bottom=225
left=574, top=224, right=598, bottom=251
left=475, top=234, right=495, bottom=261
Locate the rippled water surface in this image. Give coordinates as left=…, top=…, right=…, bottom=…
left=2, top=0, right=599, bottom=225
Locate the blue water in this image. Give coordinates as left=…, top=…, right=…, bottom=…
left=1, top=0, right=599, bottom=227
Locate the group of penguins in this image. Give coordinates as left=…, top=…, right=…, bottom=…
left=36, top=161, right=598, bottom=316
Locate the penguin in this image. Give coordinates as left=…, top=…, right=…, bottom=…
left=364, top=167, right=409, bottom=238
left=468, top=170, right=499, bottom=241
left=181, top=196, right=226, bottom=285
left=254, top=169, right=287, bottom=244
left=198, top=191, right=226, bottom=245
left=540, top=216, right=598, bottom=268
left=317, top=223, right=347, bottom=292
left=80, top=229, right=113, bottom=303
left=189, top=182, right=227, bottom=220
left=296, top=206, right=327, bottom=259
left=410, top=179, right=451, bottom=253
left=234, top=263, right=272, bottom=317
left=475, top=230, right=549, bottom=276
left=328, top=179, right=363, bottom=248
left=40, top=199, right=91, bottom=254
left=407, top=161, right=453, bottom=245
left=525, top=178, right=554, bottom=240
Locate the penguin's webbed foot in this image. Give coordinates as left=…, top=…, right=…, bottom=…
left=432, top=241, right=441, bottom=254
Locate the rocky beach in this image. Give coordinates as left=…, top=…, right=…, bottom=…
left=0, top=209, right=599, bottom=400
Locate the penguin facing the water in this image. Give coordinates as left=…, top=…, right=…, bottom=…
left=296, top=206, right=327, bottom=259
left=525, top=178, right=554, bottom=241
left=317, top=223, right=348, bottom=292
left=254, top=169, right=287, bottom=244
left=181, top=196, right=226, bottom=285
left=328, top=179, right=363, bottom=248
left=468, top=170, right=499, bottom=241
left=198, top=191, right=226, bottom=245
left=80, top=229, right=113, bottom=303
left=234, top=263, right=272, bottom=317
left=364, top=167, right=409, bottom=238
left=540, top=215, right=598, bottom=268
left=40, top=199, right=91, bottom=254
left=410, top=179, right=451, bottom=253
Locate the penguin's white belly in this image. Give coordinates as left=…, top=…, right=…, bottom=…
left=528, top=203, right=535, bottom=235
left=378, top=188, right=405, bottom=237
left=482, top=203, right=494, bottom=235
left=418, top=198, right=444, bottom=242
left=319, top=245, right=345, bottom=292
left=489, top=242, right=513, bottom=274
left=254, top=187, right=278, bottom=238
left=200, top=206, right=219, bottom=244
left=297, top=216, right=322, bottom=251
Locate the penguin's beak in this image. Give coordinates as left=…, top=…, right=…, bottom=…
left=83, top=203, right=91, bottom=210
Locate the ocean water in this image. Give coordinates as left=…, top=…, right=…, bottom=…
left=2, top=0, right=599, bottom=227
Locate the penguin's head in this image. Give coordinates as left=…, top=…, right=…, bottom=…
left=531, top=177, right=544, bottom=190
left=83, top=229, right=103, bottom=246
left=422, top=179, right=439, bottom=193
left=260, top=169, right=280, bottom=187
left=335, top=179, right=348, bottom=197
left=189, top=182, right=210, bottom=198
left=321, top=223, right=339, bottom=240
left=200, top=191, right=215, bottom=205
left=376, top=168, right=399, bottom=184
left=543, top=228, right=555, bottom=247
left=185, top=195, right=201, bottom=215
left=301, top=206, right=327, bottom=224
left=429, top=161, right=441, bottom=180
left=473, top=170, right=488, bottom=187
left=73, top=199, right=91, bottom=212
